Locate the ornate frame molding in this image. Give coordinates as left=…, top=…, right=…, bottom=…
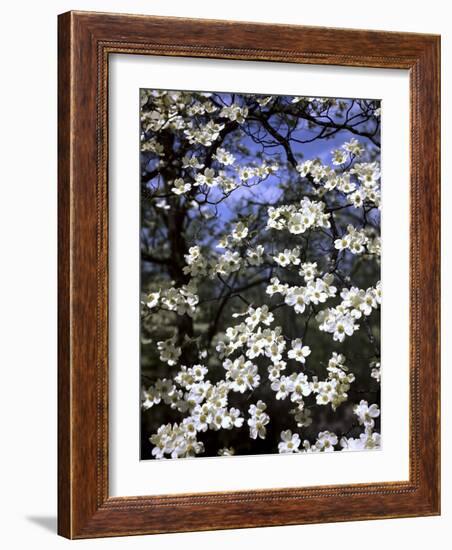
left=58, top=11, right=440, bottom=538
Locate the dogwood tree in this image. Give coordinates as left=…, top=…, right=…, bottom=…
left=140, top=90, right=381, bottom=459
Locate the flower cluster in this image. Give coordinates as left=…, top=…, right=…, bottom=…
left=183, top=246, right=210, bottom=278
left=353, top=400, right=381, bottom=429
left=248, top=401, right=270, bottom=440
left=267, top=198, right=331, bottom=234
left=340, top=400, right=381, bottom=450
left=143, top=367, right=249, bottom=457
left=271, top=371, right=311, bottom=401
left=216, top=305, right=282, bottom=365
left=213, top=147, right=235, bottom=165
left=140, top=90, right=188, bottom=133
left=145, top=285, right=199, bottom=317
left=340, top=284, right=382, bottom=318
left=295, top=153, right=380, bottom=211
left=223, top=355, right=260, bottom=393
left=220, top=103, right=249, bottom=123
left=184, top=120, right=225, bottom=146
left=150, top=422, right=205, bottom=459
left=302, top=431, right=339, bottom=452
left=334, top=224, right=370, bottom=255
left=266, top=274, right=337, bottom=315
left=276, top=399, right=381, bottom=455
left=317, top=282, right=381, bottom=342
left=331, top=138, right=365, bottom=166
left=156, top=337, right=182, bottom=366
left=311, top=352, right=355, bottom=410
left=215, top=250, right=242, bottom=276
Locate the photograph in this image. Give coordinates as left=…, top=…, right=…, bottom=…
left=0, top=0, right=444, bottom=544
left=139, top=89, right=382, bottom=460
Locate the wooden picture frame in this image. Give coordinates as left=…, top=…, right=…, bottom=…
left=58, top=10, right=440, bottom=539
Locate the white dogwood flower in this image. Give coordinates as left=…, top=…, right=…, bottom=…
left=171, top=178, right=192, bottom=195
left=287, top=339, right=311, bottom=363
left=353, top=400, right=380, bottom=429
left=213, top=147, right=235, bottom=165
left=278, top=430, right=301, bottom=453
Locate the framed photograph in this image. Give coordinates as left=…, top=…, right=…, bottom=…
left=58, top=11, right=440, bottom=538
